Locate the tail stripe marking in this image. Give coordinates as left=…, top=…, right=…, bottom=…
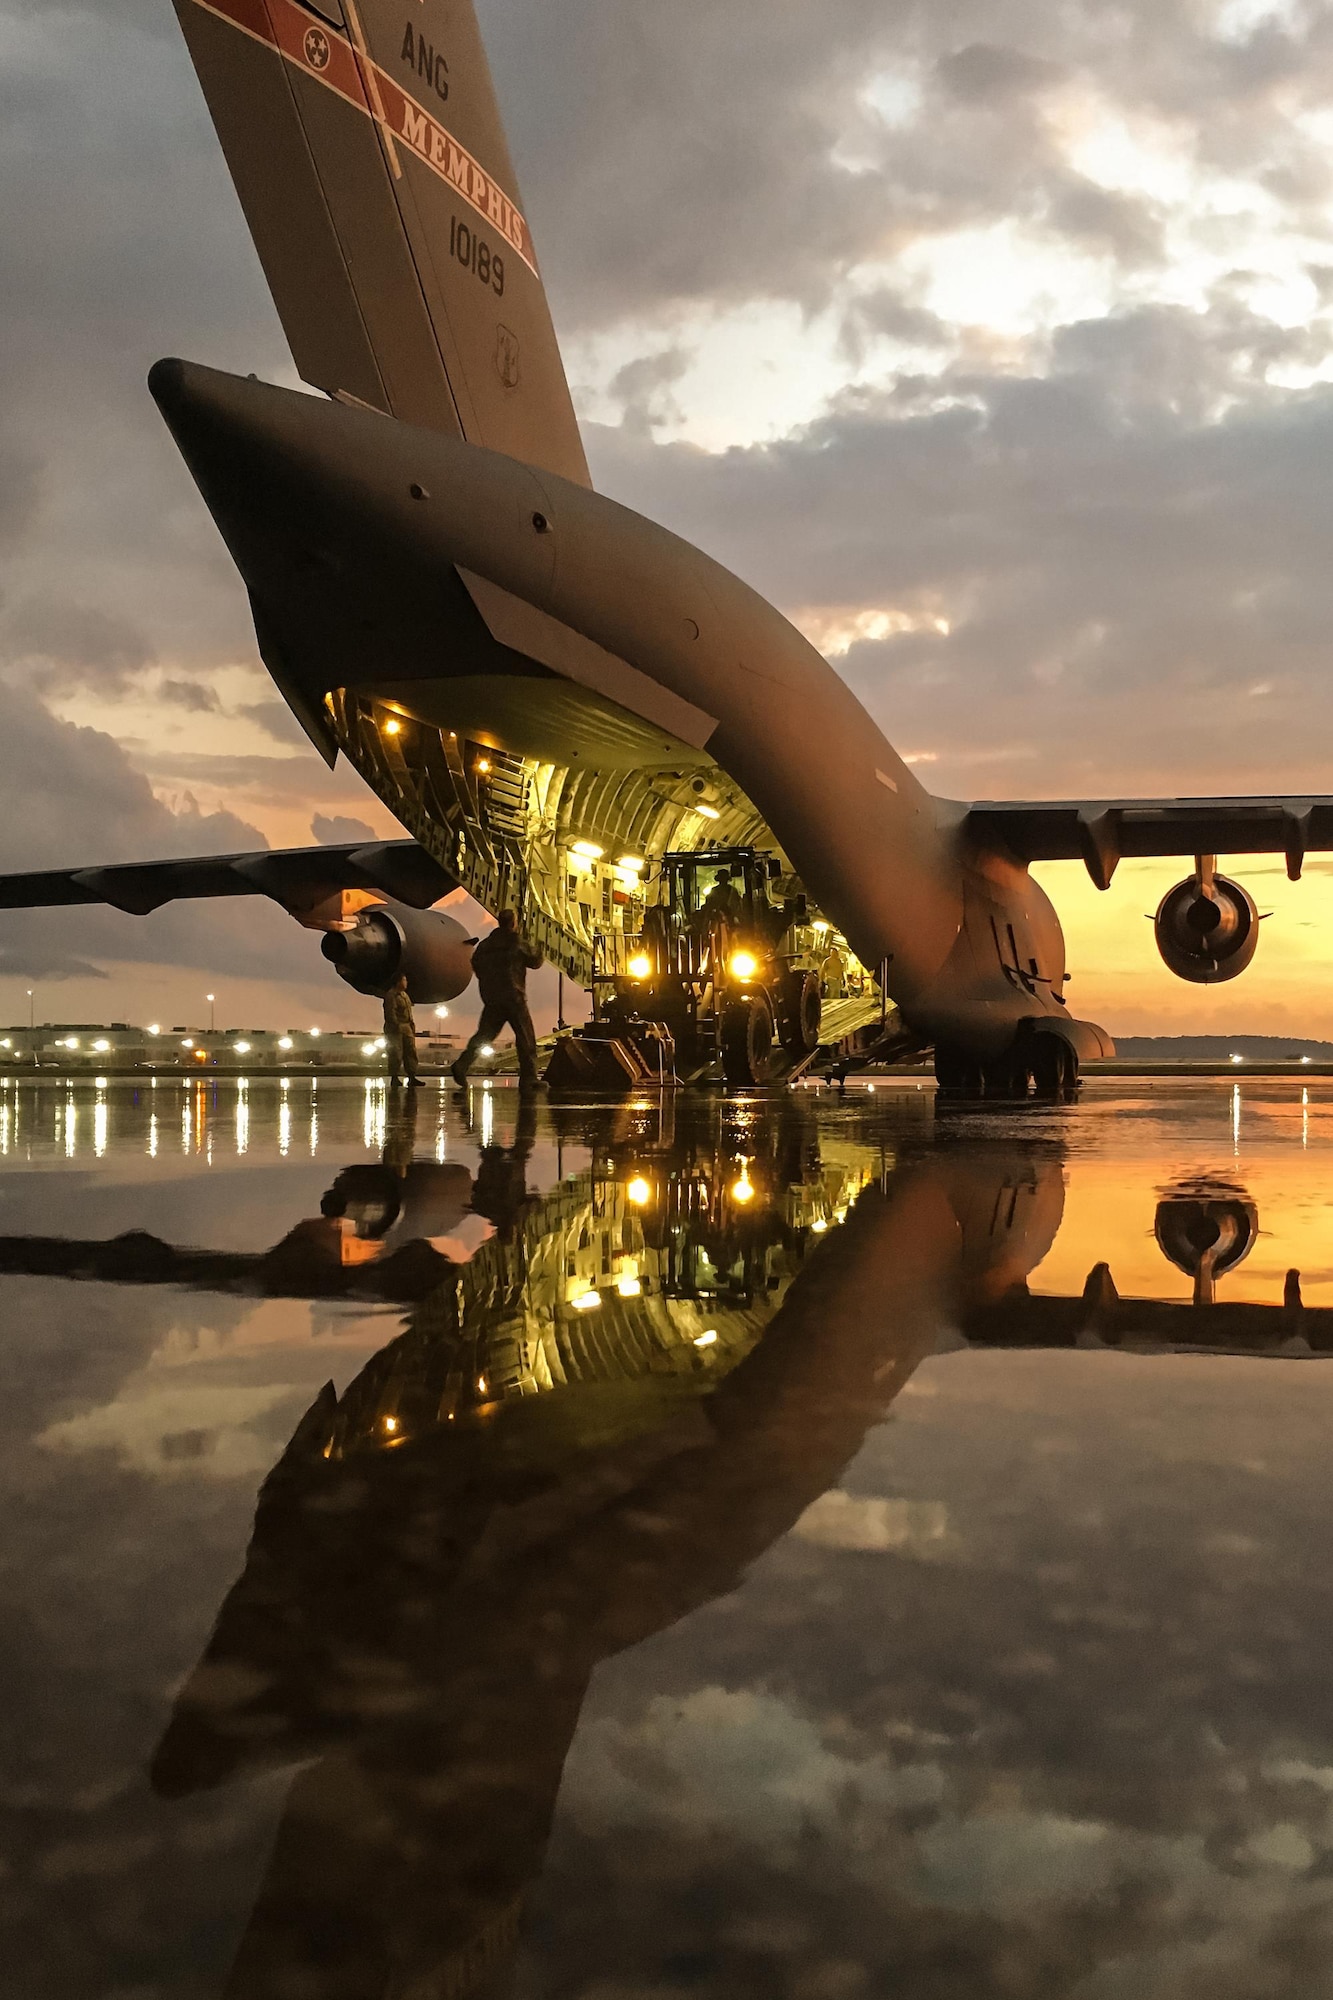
left=186, top=0, right=539, bottom=273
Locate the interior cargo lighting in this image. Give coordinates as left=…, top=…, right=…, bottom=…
left=383, top=1416, right=398, bottom=1432
left=627, top=954, right=652, bottom=980
left=234, top=1041, right=251, bottom=1054
left=811, top=1217, right=829, bottom=1232
left=382, top=717, right=401, bottom=736
left=572, top=1290, right=602, bottom=1310
left=475, top=757, right=491, bottom=774
left=695, top=804, right=720, bottom=820
left=729, top=951, right=758, bottom=981
left=616, top=1275, right=642, bottom=1298
left=695, top=1329, right=718, bottom=1347
left=626, top=1176, right=651, bottom=1206
left=731, top=1172, right=755, bottom=1204
left=617, top=855, right=644, bottom=872
left=571, top=840, right=603, bottom=860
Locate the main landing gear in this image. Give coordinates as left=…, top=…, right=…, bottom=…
left=934, top=1038, right=1079, bottom=1102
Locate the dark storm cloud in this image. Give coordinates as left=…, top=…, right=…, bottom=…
left=480, top=0, right=1333, bottom=327
left=0, top=688, right=324, bottom=980
left=312, top=813, right=378, bottom=846
left=586, top=297, right=1333, bottom=799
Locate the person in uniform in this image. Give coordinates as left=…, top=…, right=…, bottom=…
left=382, top=974, right=422, bottom=1086
left=451, top=909, right=544, bottom=1091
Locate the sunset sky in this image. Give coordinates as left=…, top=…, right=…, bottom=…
left=5, top=0, right=1333, bottom=1036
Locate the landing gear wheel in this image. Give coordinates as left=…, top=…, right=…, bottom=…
left=780, top=969, right=823, bottom=1055
left=934, top=1044, right=983, bottom=1096
left=722, top=993, right=775, bottom=1085
left=1030, top=1037, right=1077, bottom=1098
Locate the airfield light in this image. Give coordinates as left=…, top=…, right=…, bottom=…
left=627, top=954, right=652, bottom=980
left=234, top=1041, right=251, bottom=1054
left=729, top=950, right=759, bottom=981
left=571, top=1290, right=602, bottom=1311
left=278, top=1036, right=293, bottom=1050
left=480, top=1044, right=494, bottom=1057
left=435, top=1005, right=449, bottom=1018
left=617, top=1274, right=642, bottom=1298
left=194, top=1050, right=208, bottom=1062
left=310, top=1026, right=321, bottom=1037
left=1230, top=1053, right=1244, bottom=1065
left=571, top=840, right=603, bottom=861
left=1303, top=1055, right=1313, bottom=1065
left=375, top=1037, right=387, bottom=1050
left=62, top=1038, right=79, bottom=1050
left=626, top=1176, right=652, bottom=1207
left=181, top=1039, right=193, bottom=1048
left=695, top=804, right=720, bottom=820
left=93, top=1039, right=110, bottom=1053
left=361, top=1042, right=377, bottom=1056
left=95, top=1078, right=107, bottom=1089
left=695, top=1329, right=718, bottom=1348
left=147, top=1024, right=160, bottom=1036
left=0, top=1040, right=9, bottom=1050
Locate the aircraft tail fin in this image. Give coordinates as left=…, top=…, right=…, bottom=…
left=172, top=0, right=589, bottom=484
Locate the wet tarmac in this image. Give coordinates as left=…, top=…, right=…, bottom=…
left=3, top=1072, right=1333, bottom=1998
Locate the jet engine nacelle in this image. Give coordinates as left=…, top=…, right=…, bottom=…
left=320, top=898, right=475, bottom=1002
left=1154, top=871, right=1258, bottom=984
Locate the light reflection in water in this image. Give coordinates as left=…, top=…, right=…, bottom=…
left=147, top=1113, right=158, bottom=1160
left=64, top=1093, right=75, bottom=1160
left=235, top=1081, right=250, bottom=1157
left=93, top=1088, right=107, bottom=1160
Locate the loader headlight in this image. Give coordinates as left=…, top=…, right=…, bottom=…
left=729, top=950, right=759, bottom=981
left=627, top=954, right=652, bottom=980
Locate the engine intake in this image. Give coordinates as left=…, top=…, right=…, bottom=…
left=321, top=898, right=475, bottom=1002
left=1154, top=867, right=1257, bottom=984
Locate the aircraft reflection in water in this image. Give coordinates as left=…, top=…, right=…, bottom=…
left=0, top=1099, right=1309, bottom=2000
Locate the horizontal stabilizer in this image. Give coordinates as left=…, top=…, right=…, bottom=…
left=0, top=841, right=457, bottom=916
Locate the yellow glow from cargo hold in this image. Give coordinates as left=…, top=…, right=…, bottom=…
left=382, top=718, right=401, bottom=736
left=571, top=840, right=603, bottom=860
left=731, top=1173, right=755, bottom=1204
left=811, top=1217, right=829, bottom=1232
left=729, top=951, right=758, bottom=981
left=626, top=1176, right=651, bottom=1206
left=695, top=1329, right=718, bottom=1347
left=475, top=757, right=491, bottom=774
left=617, top=1274, right=642, bottom=1298
left=383, top=1416, right=398, bottom=1432
left=627, top=954, right=652, bottom=980
left=572, top=1289, right=602, bottom=1311
left=695, top=803, right=720, bottom=820
left=617, top=855, right=644, bottom=873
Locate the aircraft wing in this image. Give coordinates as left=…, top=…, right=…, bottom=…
left=0, top=840, right=456, bottom=917
left=965, top=796, right=1333, bottom=890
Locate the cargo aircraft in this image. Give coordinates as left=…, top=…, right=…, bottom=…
left=3, top=0, right=1330, bottom=1092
